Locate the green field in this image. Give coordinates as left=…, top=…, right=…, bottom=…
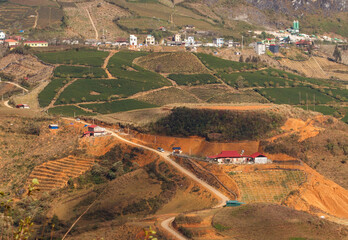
left=38, top=78, right=67, bottom=107
left=48, top=106, right=96, bottom=117
left=56, top=78, right=165, bottom=104
left=107, top=51, right=170, bottom=87
left=54, top=65, right=107, bottom=78
left=195, top=53, right=254, bottom=71
left=168, top=74, right=219, bottom=86
left=297, top=105, right=337, bottom=115
left=35, top=49, right=108, bottom=67
left=258, top=87, right=337, bottom=105
left=342, top=112, right=348, bottom=123
left=81, top=99, right=158, bottom=114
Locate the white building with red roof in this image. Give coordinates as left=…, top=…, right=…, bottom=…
left=83, top=125, right=106, bottom=137
left=5, top=39, right=19, bottom=47
left=208, top=151, right=270, bottom=164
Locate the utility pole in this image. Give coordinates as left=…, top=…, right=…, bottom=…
left=242, top=35, right=244, bottom=51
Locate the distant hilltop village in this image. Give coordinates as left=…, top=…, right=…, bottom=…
left=0, top=20, right=346, bottom=54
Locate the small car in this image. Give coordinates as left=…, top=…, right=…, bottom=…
left=157, top=147, right=164, bottom=152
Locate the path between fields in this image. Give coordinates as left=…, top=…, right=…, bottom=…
left=33, top=9, right=39, bottom=29
left=3, top=100, right=12, bottom=108
left=85, top=8, right=98, bottom=40
left=102, top=50, right=118, bottom=79
left=63, top=118, right=229, bottom=240
left=46, top=79, right=78, bottom=109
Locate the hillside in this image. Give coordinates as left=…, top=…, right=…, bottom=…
left=173, top=203, right=348, bottom=240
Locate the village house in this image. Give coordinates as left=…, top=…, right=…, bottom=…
left=225, top=40, right=234, bottom=48
left=208, top=151, right=270, bottom=164
left=0, top=31, right=5, bottom=43
left=172, top=147, right=182, bottom=155
left=254, top=42, right=266, bottom=55
left=145, top=35, right=155, bottom=45
left=185, top=36, right=195, bottom=46
left=24, top=41, right=48, bottom=47
left=185, top=25, right=195, bottom=32
left=16, top=104, right=29, bottom=109
left=5, top=39, right=19, bottom=47
left=129, top=35, right=137, bottom=46
left=115, top=37, right=128, bottom=47
left=83, top=125, right=106, bottom=137
left=173, top=33, right=181, bottom=42
left=213, top=38, right=224, bottom=47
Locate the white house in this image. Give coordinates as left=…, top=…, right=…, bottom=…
left=213, top=38, right=224, bottom=47
left=129, top=35, right=137, bottom=46
left=225, top=40, right=234, bottom=47
left=84, top=125, right=106, bottom=137
left=174, top=33, right=181, bottom=42
left=5, top=39, right=19, bottom=47
left=208, top=151, right=270, bottom=164
left=185, top=36, right=195, bottom=46
left=145, top=35, right=155, bottom=45
left=254, top=42, right=265, bottom=55
left=0, top=31, right=5, bottom=40
left=250, top=152, right=270, bottom=164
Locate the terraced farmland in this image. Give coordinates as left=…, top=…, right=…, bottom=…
left=230, top=170, right=307, bottom=203
left=168, top=73, right=219, bottom=85
left=53, top=65, right=107, bottom=78
left=35, top=49, right=109, bottom=67
left=258, top=87, right=338, bottom=105
left=27, top=156, right=97, bottom=192
left=81, top=99, right=158, bottom=114
left=38, top=78, right=67, bottom=107
left=196, top=53, right=254, bottom=71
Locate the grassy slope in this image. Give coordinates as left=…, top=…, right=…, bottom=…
left=48, top=105, right=96, bottom=116
left=38, top=78, right=66, bottom=107
left=168, top=74, right=219, bottom=86
left=53, top=65, right=107, bottom=78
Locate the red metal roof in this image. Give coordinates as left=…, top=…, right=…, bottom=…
left=25, top=41, right=47, bottom=43
left=88, top=125, right=98, bottom=128
left=5, top=39, right=18, bottom=42
left=208, top=151, right=242, bottom=159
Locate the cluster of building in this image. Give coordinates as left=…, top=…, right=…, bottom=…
left=0, top=31, right=48, bottom=49
left=252, top=20, right=347, bottom=55
left=208, top=151, right=271, bottom=164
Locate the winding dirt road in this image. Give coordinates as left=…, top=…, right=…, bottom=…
left=64, top=118, right=229, bottom=240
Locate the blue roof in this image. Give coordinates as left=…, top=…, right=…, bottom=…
left=172, top=147, right=181, bottom=150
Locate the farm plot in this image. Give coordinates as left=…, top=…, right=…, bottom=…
left=322, top=88, right=348, bottom=101
left=38, top=78, right=67, bottom=107
left=0, top=2, right=35, bottom=29
left=56, top=78, right=165, bottom=104
left=195, top=53, right=254, bottom=72
left=117, top=17, right=170, bottom=31
left=48, top=105, right=96, bottom=117
left=35, top=49, right=108, bottom=67
left=230, top=170, right=306, bottom=203
left=297, top=105, right=337, bottom=116
left=168, top=74, right=219, bottom=86
left=220, top=71, right=296, bottom=88
left=107, top=51, right=170, bottom=87
left=342, top=108, right=348, bottom=124
left=54, top=65, right=107, bottom=78
left=258, top=87, right=338, bottom=105
left=135, top=52, right=209, bottom=74
left=81, top=99, right=158, bottom=114
left=36, top=6, right=63, bottom=29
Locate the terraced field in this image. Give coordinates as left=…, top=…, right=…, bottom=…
left=230, top=170, right=307, bottom=203
left=27, top=156, right=97, bottom=192
left=35, top=49, right=109, bottom=67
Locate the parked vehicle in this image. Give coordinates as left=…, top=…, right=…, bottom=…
left=157, top=147, right=164, bottom=152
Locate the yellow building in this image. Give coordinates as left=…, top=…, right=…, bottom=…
left=24, top=41, right=48, bottom=47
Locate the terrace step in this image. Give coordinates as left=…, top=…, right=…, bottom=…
left=26, top=156, right=96, bottom=193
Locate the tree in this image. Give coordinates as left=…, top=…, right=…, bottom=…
left=239, top=55, right=244, bottom=62
left=333, top=45, right=342, bottom=62
left=235, top=76, right=245, bottom=89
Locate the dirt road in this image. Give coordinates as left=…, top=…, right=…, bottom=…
left=3, top=100, right=12, bottom=108
left=66, top=118, right=229, bottom=239
left=1, top=81, right=28, bottom=92
left=85, top=8, right=98, bottom=40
